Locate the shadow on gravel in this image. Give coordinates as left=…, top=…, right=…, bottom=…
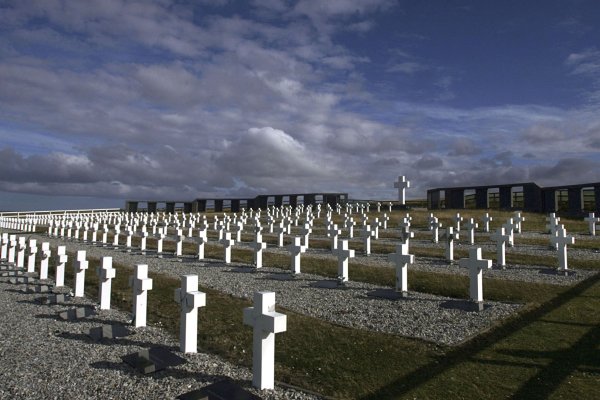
left=90, top=359, right=233, bottom=383
left=56, top=331, right=158, bottom=348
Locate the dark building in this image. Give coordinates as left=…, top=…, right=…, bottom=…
left=125, top=192, right=348, bottom=213
left=427, top=182, right=600, bottom=216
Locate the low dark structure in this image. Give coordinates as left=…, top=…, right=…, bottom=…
left=427, top=182, right=600, bottom=216
left=125, top=192, right=348, bottom=213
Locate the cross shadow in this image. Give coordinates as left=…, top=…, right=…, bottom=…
left=358, top=272, right=600, bottom=399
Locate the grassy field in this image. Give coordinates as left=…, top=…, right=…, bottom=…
left=40, top=207, right=599, bottom=399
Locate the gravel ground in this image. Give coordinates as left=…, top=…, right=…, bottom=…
left=31, top=233, right=521, bottom=346
left=0, top=266, right=320, bottom=400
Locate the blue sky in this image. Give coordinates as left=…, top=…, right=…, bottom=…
left=1, top=0, right=600, bottom=211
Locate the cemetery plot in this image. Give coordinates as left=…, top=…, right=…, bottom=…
left=3, top=206, right=599, bottom=399
left=122, top=347, right=186, bottom=374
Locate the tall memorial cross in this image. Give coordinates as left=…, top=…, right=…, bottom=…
left=334, top=239, right=355, bottom=283
left=287, top=236, right=306, bottom=275
left=502, top=218, right=516, bottom=247
left=513, top=212, right=525, bottom=234
left=39, top=242, right=51, bottom=280
left=393, top=175, right=410, bottom=205
left=174, top=274, right=206, bottom=353
left=584, top=213, right=600, bottom=236
left=243, top=292, right=287, bottom=390
left=97, top=257, right=116, bottom=310
left=54, top=245, right=68, bottom=286
left=481, top=212, right=493, bottom=233
left=220, top=232, right=235, bottom=264
left=388, top=243, right=414, bottom=297
left=129, top=264, right=153, bottom=327
left=490, top=227, right=511, bottom=269
left=27, top=239, right=37, bottom=273
left=463, top=218, right=478, bottom=245
left=454, top=213, right=463, bottom=231
left=73, top=250, right=89, bottom=297
left=459, top=248, right=491, bottom=311
left=550, top=227, right=575, bottom=274
left=443, top=227, right=459, bottom=261
left=327, top=224, right=341, bottom=251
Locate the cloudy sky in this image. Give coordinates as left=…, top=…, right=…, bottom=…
left=1, top=0, right=600, bottom=210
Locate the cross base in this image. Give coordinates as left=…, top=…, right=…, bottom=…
left=470, top=301, right=484, bottom=312
left=557, top=268, right=574, bottom=276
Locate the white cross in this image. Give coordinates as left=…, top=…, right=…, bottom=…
left=328, top=224, right=341, bottom=250
left=429, top=217, right=442, bottom=243
left=584, top=212, right=600, bottom=236
left=97, top=256, right=115, bottom=310
left=73, top=250, right=88, bottom=297
left=443, top=227, right=459, bottom=261
left=243, top=292, right=287, bottom=390
left=370, top=218, right=380, bottom=240
left=287, top=236, right=306, bottom=275
left=361, top=225, right=375, bottom=255
left=174, top=274, right=206, bottom=353
left=382, top=213, right=390, bottom=230
left=490, top=227, right=510, bottom=269
left=16, top=237, right=26, bottom=268
left=550, top=227, right=575, bottom=273
left=481, top=213, right=493, bottom=233
left=463, top=218, right=478, bottom=245
left=502, top=218, right=516, bottom=247
left=251, top=228, right=267, bottom=268
left=344, top=217, right=355, bottom=238
left=398, top=226, right=414, bottom=246
left=388, top=243, right=414, bottom=296
left=219, top=232, right=235, bottom=264
left=176, top=229, right=185, bottom=257
left=334, top=239, right=355, bottom=283
left=39, top=242, right=51, bottom=280
left=454, top=213, right=463, bottom=231
left=459, top=248, right=491, bottom=308
left=299, top=222, right=312, bottom=248
left=393, top=175, right=410, bottom=205
left=54, top=245, right=68, bottom=287
left=513, top=212, right=525, bottom=234
left=27, top=239, right=37, bottom=274
left=129, top=264, right=153, bottom=327
left=545, top=213, right=560, bottom=234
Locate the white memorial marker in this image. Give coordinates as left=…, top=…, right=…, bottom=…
left=393, top=175, right=410, bottom=205
left=249, top=226, right=266, bottom=268
left=1, top=233, right=8, bottom=261
left=174, top=274, right=206, bottom=353
left=334, top=239, right=355, bottom=283
left=481, top=213, right=493, bottom=233
left=39, top=242, right=51, bottom=280
left=490, top=227, right=510, bottom=269
left=463, top=218, right=478, bottom=245
left=454, top=213, right=463, bottom=231
left=388, top=243, right=414, bottom=297
left=513, top=212, right=525, bottom=234
left=328, top=224, right=341, bottom=251
left=502, top=218, right=516, bottom=247
left=97, top=257, right=116, bottom=310
left=27, top=239, right=37, bottom=273
left=176, top=229, right=185, bottom=257
left=459, top=248, right=491, bottom=311
left=243, top=291, right=287, bottom=390
left=220, top=232, right=235, bottom=264
left=429, top=217, right=442, bottom=243
left=584, top=213, right=600, bottom=236
left=129, top=264, right=153, bottom=327
left=157, top=227, right=166, bottom=258
left=287, top=236, right=306, bottom=275
left=73, top=250, right=89, bottom=297
left=55, top=245, right=68, bottom=286
left=299, top=222, right=312, bottom=248
left=7, top=235, right=16, bottom=264
left=550, top=227, right=575, bottom=275
left=443, top=227, right=459, bottom=262
left=361, top=225, right=374, bottom=255
left=17, top=237, right=26, bottom=268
